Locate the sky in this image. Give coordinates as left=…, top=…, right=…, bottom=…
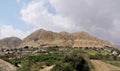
left=0, top=0, right=120, bottom=46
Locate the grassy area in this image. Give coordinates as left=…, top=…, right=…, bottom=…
left=2, top=54, right=64, bottom=71
left=104, top=60, right=120, bottom=67
left=88, top=50, right=97, bottom=56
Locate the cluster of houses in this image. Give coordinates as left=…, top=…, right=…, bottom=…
left=0, top=46, right=120, bottom=60
left=0, top=46, right=67, bottom=59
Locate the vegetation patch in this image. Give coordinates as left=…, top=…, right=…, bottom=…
left=2, top=54, right=63, bottom=71
left=51, top=50, right=91, bottom=71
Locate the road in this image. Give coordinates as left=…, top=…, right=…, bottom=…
left=91, top=60, right=120, bottom=71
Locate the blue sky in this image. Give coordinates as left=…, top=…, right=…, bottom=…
left=0, top=0, right=120, bottom=45
left=0, top=1, right=19, bottom=25
left=0, top=0, right=33, bottom=31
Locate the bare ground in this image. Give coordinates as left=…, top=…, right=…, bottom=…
left=91, top=60, right=120, bottom=71
left=40, top=65, right=54, bottom=71
left=0, top=59, right=16, bottom=71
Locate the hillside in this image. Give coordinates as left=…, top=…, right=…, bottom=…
left=20, top=29, right=66, bottom=48
left=0, top=37, right=22, bottom=49
left=0, top=59, right=16, bottom=71
left=72, top=32, right=113, bottom=47
left=20, top=29, right=114, bottom=48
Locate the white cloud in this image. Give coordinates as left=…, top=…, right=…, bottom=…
left=20, top=0, right=120, bottom=45
left=0, top=24, right=29, bottom=39
left=20, top=0, right=84, bottom=32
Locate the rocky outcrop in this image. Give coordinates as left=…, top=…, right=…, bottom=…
left=0, top=59, right=16, bottom=71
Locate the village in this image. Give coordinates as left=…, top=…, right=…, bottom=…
left=0, top=46, right=120, bottom=60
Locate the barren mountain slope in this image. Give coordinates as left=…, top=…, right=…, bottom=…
left=72, top=32, right=113, bottom=47
left=21, top=29, right=66, bottom=47
left=20, top=29, right=115, bottom=48
left=0, top=37, right=22, bottom=48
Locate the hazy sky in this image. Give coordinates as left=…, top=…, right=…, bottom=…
left=0, top=0, right=120, bottom=45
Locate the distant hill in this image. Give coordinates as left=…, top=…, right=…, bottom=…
left=0, top=37, right=22, bottom=49
left=20, top=29, right=115, bottom=48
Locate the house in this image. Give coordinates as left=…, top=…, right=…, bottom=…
left=112, top=51, right=118, bottom=55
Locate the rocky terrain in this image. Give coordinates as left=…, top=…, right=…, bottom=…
left=0, top=59, right=16, bottom=71
left=0, top=37, right=22, bottom=49
left=20, top=29, right=114, bottom=48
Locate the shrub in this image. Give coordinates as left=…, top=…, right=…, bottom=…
left=51, top=50, right=90, bottom=71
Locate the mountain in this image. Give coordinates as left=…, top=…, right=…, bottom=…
left=0, top=37, right=22, bottom=49
left=20, top=29, right=66, bottom=48
left=20, top=29, right=115, bottom=48
left=71, top=32, right=113, bottom=47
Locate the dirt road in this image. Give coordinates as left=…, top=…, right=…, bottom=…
left=0, top=59, right=16, bottom=71
left=40, top=65, right=54, bottom=71
left=91, top=60, right=120, bottom=71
